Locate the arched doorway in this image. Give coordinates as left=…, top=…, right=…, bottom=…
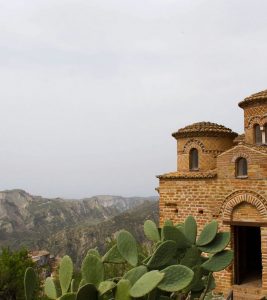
left=221, top=192, right=267, bottom=287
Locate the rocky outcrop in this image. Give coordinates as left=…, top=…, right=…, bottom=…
left=0, top=189, right=159, bottom=262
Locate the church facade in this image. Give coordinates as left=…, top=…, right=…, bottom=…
left=157, top=90, right=267, bottom=298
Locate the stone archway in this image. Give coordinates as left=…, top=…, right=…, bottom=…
left=220, top=191, right=267, bottom=289
left=220, top=190, right=267, bottom=222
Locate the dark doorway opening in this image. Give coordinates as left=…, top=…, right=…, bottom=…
left=234, top=226, right=262, bottom=285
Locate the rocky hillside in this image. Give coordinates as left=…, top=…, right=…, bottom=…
left=0, top=189, right=159, bottom=261
left=47, top=200, right=159, bottom=265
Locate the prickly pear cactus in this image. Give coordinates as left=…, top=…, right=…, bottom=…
left=59, top=255, right=73, bottom=294
left=24, top=267, right=38, bottom=300
left=33, top=216, right=233, bottom=300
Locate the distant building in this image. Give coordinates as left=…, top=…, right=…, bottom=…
left=157, top=90, right=267, bottom=299
left=29, top=250, right=57, bottom=278
left=30, top=250, right=50, bottom=267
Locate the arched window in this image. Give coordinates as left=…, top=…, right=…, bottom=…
left=236, top=157, right=248, bottom=177
left=254, top=124, right=262, bottom=145
left=189, top=148, right=198, bottom=171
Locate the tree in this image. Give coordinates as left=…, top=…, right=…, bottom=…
left=0, top=247, right=35, bottom=300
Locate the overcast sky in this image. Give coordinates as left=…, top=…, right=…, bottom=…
left=0, top=0, right=267, bottom=198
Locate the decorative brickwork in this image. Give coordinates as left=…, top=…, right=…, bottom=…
left=221, top=191, right=267, bottom=222
left=231, top=152, right=251, bottom=163
left=158, top=89, right=267, bottom=298
left=183, top=138, right=206, bottom=153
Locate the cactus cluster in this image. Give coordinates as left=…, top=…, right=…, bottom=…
left=24, top=216, right=233, bottom=300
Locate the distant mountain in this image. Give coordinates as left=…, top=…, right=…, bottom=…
left=47, top=200, right=159, bottom=265
left=0, top=189, right=159, bottom=262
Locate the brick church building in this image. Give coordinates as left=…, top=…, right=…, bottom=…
left=157, top=90, right=267, bottom=299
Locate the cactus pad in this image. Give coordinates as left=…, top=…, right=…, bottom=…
left=198, top=232, right=231, bottom=253
left=87, top=248, right=101, bottom=258
left=76, top=283, right=98, bottom=300
left=115, top=279, right=131, bottom=300
left=180, top=246, right=201, bottom=268
left=196, top=220, right=218, bottom=246
left=144, top=220, right=160, bottom=242
left=130, top=270, right=164, bottom=298
left=98, top=281, right=116, bottom=296
left=184, top=216, right=197, bottom=244
left=24, top=267, right=37, bottom=300
left=162, top=226, right=190, bottom=248
left=102, top=244, right=125, bottom=264
left=81, top=254, right=104, bottom=287
left=158, top=265, right=194, bottom=292
left=59, top=255, right=73, bottom=294
left=164, top=219, right=173, bottom=226
left=202, top=250, right=234, bottom=272
left=123, top=265, right=148, bottom=285
left=44, top=277, right=58, bottom=300
left=58, top=293, right=76, bottom=300
left=147, top=240, right=177, bottom=269
left=70, top=279, right=79, bottom=293
left=117, top=230, right=138, bottom=266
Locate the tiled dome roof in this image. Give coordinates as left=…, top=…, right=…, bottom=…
left=239, top=89, right=267, bottom=108
left=172, top=122, right=238, bottom=139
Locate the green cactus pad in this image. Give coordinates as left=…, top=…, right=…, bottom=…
left=184, top=216, right=197, bottom=244
left=58, top=293, right=76, bottom=300
left=102, top=244, right=125, bottom=264
left=147, top=240, right=177, bottom=269
left=202, top=250, right=234, bottom=272
left=144, top=220, right=160, bottom=242
left=189, top=266, right=205, bottom=292
left=196, top=220, right=218, bottom=246
left=81, top=254, right=104, bottom=287
left=164, top=219, right=173, bottom=226
left=24, top=267, right=37, bottom=300
left=130, top=270, right=164, bottom=298
left=76, top=283, right=98, bottom=300
left=87, top=248, right=101, bottom=258
left=180, top=246, right=201, bottom=268
left=115, top=279, right=131, bottom=300
left=162, top=226, right=190, bottom=248
left=123, top=265, right=148, bottom=285
left=70, top=279, right=79, bottom=293
left=158, top=265, right=194, bottom=292
left=117, top=230, right=138, bottom=266
left=78, top=279, right=86, bottom=289
left=98, top=280, right=116, bottom=296
left=44, top=277, right=58, bottom=300
left=59, top=255, right=73, bottom=294
left=198, top=232, right=231, bottom=253
left=204, top=274, right=216, bottom=292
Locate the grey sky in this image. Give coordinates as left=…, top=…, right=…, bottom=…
left=0, top=0, right=267, bottom=198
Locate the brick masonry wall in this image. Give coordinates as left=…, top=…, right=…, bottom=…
left=177, top=136, right=235, bottom=171
left=244, top=103, right=267, bottom=144
left=159, top=176, right=267, bottom=295
left=159, top=142, right=267, bottom=296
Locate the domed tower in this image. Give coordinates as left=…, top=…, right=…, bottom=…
left=239, top=90, right=267, bottom=145
left=172, top=122, right=238, bottom=172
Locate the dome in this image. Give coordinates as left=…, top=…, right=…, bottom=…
left=239, top=89, right=267, bottom=108
left=172, top=122, right=238, bottom=139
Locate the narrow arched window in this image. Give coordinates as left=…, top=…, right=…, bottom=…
left=189, top=148, right=198, bottom=171
left=236, top=157, right=248, bottom=177
left=254, top=124, right=262, bottom=145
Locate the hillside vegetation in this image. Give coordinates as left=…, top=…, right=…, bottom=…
left=0, top=189, right=158, bottom=263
